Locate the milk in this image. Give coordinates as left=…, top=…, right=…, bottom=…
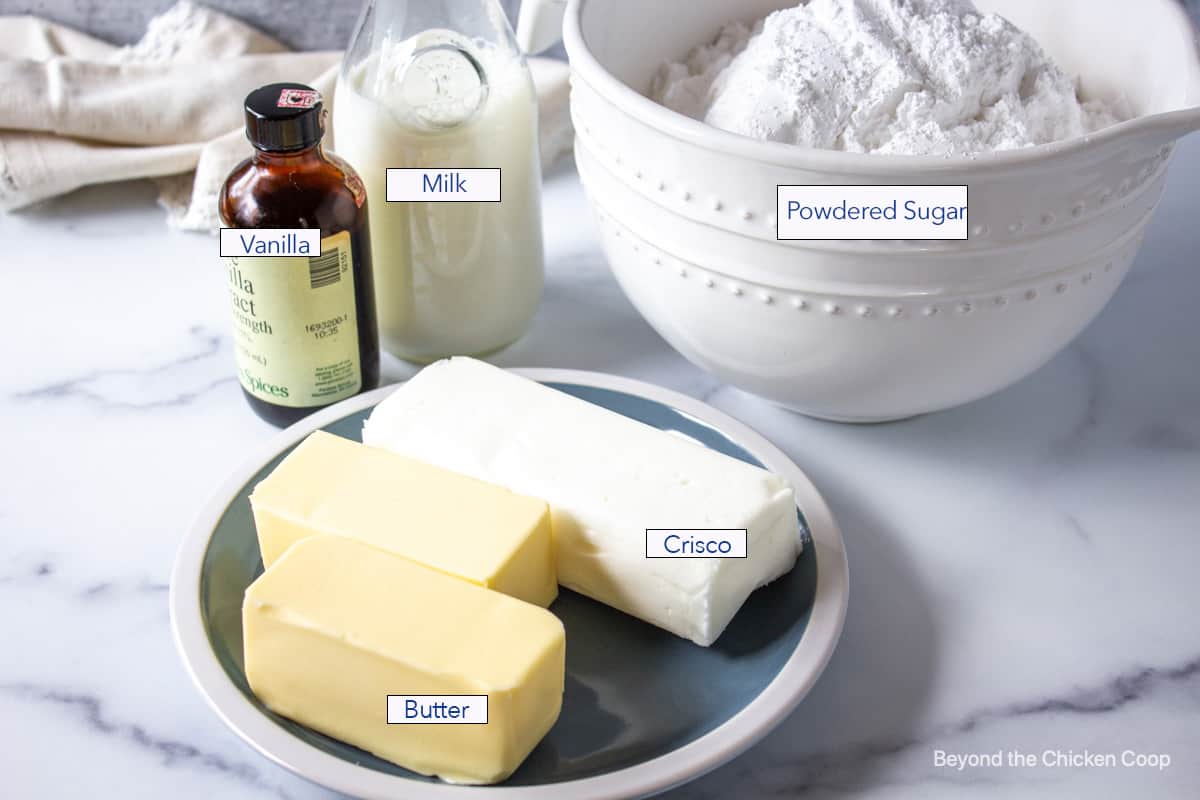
left=333, top=39, right=543, bottom=362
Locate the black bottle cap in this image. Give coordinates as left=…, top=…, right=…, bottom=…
left=243, top=83, right=325, bottom=152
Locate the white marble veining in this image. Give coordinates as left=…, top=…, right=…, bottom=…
left=3, top=139, right=1199, bottom=799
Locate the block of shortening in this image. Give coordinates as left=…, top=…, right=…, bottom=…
left=363, top=357, right=802, bottom=646
left=248, top=430, right=556, bottom=607
left=243, top=535, right=565, bottom=784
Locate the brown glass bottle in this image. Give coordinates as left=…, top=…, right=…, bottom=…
left=219, top=83, right=379, bottom=427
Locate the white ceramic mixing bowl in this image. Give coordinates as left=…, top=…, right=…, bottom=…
left=519, top=0, right=1200, bottom=421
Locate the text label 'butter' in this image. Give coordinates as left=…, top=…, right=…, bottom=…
left=387, top=695, right=488, bottom=724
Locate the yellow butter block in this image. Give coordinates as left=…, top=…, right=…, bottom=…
left=243, top=535, right=566, bottom=785
left=248, top=430, right=556, bottom=607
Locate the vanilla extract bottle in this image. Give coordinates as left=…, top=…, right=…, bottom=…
left=219, top=83, right=380, bottom=427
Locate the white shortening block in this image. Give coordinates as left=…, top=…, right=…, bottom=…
left=363, top=357, right=802, bottom=646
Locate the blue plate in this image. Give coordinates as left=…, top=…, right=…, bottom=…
left=172, top=369, right=848, bottom=799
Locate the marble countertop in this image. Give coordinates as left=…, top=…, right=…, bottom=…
left=3, top=137, right=1199, bottom=799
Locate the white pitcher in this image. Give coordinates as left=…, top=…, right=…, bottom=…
left=334, top=0, right=544, bottom=363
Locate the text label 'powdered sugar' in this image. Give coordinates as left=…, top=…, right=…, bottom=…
left=777, top=185, right=969, bottom=240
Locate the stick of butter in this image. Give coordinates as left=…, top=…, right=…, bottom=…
left=249, top=430, right=556, bottom=607
left=243, top=535, right=566, bottom=785
left=363, top=357, right=802, bottom=646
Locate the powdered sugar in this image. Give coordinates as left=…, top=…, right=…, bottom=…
left=650, top=0, right=1125, bottom=155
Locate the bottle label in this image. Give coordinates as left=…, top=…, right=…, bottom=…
left=224, top=230, right=361, bottom=408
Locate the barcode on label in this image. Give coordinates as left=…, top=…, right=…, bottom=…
left=309, top=250, right=341, bottom=289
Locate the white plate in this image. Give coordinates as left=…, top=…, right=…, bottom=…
left=170, top=368, right=848, bottom=799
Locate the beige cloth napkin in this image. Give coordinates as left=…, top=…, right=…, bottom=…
left=0, top=2, right=572, bottom=231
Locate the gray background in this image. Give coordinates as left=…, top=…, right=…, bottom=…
left=0, top=0, right=1195, bottom=49
left=0, top=0, right=522, bottom=49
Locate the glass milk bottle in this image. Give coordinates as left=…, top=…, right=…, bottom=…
left=333, top=0, right=544, bottom=363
